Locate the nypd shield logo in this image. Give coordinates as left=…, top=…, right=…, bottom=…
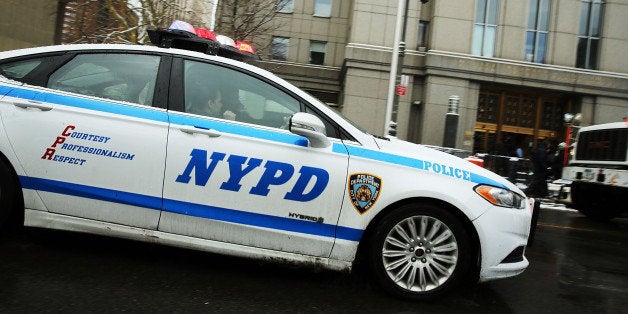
left=348, top=173, right=382, bottom=214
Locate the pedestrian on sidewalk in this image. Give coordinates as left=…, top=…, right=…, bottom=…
left=526, top=141, right=549, bottom=197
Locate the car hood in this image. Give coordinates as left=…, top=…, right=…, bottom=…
left=372, top=137, right=524, bottom=196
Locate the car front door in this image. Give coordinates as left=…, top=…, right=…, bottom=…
left=0, top=52, right=169, bottom=229
left=160, top=59, right=349, bottom=257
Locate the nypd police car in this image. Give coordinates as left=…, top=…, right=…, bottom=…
left=0, top=31, right=533, bottom=299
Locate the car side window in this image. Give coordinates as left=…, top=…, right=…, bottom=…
left=184, top=59, right=300, bottom=129
left=48, top=53, right=160, bottom=106
left=0, top=59, right=42, bottom=80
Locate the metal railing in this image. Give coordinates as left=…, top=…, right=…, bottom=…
left=475, top=153, right=533, bottom=188
left=424, top=145, right=533, bottom=189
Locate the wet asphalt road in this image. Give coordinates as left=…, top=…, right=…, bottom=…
left=1, top=204, right=627, bottom=313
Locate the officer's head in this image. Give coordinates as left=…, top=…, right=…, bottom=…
left=185, top=67, right=220, bottom=110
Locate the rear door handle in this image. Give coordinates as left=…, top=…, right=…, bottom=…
left=13, top=99, right=53, bottom=111
left=179, top=125, right=221, bottom=138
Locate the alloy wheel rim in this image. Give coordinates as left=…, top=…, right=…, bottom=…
left=382, top=215, right=458, bottom=292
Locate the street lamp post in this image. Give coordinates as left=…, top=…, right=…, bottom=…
left=384, top=0, right=429, bottom=137
left=390, top=0, right=411, bottom=135
left=443, top=95, right=460, bottom=148
left=384, top=0, right=407, bottom=137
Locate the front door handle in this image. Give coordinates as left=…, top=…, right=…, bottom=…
left=179, top=125, right=221, bottom=138
left=13, top=99, right=53, bottom=111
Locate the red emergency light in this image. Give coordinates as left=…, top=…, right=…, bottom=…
left=235, top=42, right=255, bottom=55
left=195, top=28, right=216, bottom=41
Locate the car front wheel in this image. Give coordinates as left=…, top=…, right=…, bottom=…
left=368, top=203, right=473, bottom=299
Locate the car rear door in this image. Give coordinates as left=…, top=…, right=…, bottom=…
left=0, top=51, right=170, bottom=229
left=159, top=58, right=349, bottom=257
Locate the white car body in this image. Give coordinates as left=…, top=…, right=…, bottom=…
left=0, top=44, right=533, bottom=289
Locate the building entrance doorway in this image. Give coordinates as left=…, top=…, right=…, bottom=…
left=473, top=86, right=572, bottom=158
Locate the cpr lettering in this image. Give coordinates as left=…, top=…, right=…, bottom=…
left=41, top=125, right=87, bottom=166
left=41, top=125, right=75, bottom=160
left=176, top=149, right=329, bottom=202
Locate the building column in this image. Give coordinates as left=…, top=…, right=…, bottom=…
left=416, top=76, right=478, bottom=150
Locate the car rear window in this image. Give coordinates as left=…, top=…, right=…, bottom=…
left=0, top=59, right=42, bottom=80
left=48, top=53, right=160, bottom=106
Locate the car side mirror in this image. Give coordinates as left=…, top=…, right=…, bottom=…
left=289, top=112, right=331, bottom=148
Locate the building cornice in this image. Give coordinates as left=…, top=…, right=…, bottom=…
left=252, top=44, right=628, bottom=99
left=426, top=50, right=628, bottom=98
left=428, top=50, right=628, bottom=79
left=342, top=44, right=628, bottom=98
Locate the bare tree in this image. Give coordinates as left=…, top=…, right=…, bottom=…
left=215, top=0, right=288, bottom=51
left=61, top=0, right=210, bottom=44
left=61, top=0, right=287, bottom=57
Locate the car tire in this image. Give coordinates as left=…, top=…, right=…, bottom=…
left=368, top=203, right=472, bottom=299
left=570, top=182, right=618, bottom=221
left=0, top=161, right=18, bottom=231
left=575, top=205, right=616, bottom=221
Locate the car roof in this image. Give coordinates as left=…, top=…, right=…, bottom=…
left=0, top=43, right=373, bottom=146
left=1, top=43, right=277, bottom=79
left=0, top=43, right=310, bottom=105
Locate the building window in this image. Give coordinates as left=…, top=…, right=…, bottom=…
left=477, top=93, right=499, bottom=123
left=576, top=0, right=604, bottom=69
left=472, top=0, right=500, bottom=57
left=525, top=0, right=551, bottom=63
left=417, top=21, right=429, bottom=50
left=309, top=41, right=326, bottom=65
left=271, top=37, right=289, bottom=61
left=276, top=0, right=294, bottom=13
left=314, top=0, right=332, bottom=17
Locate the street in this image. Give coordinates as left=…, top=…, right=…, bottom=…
left=0, top=202, right=626, bottom=313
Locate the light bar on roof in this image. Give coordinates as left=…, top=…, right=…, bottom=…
left=148, top=20, right=261, bottom=61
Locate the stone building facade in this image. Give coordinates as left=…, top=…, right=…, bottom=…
left=2, top=0, right=627, bottom=154
left=250, top=0, right=628, bottom=154
left=0, top=0, right=63, bottom=51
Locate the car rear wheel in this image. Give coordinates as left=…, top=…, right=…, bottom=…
left=368, top=203, right=472, bottom=299
left=0, top=161, right=18, bottom=230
